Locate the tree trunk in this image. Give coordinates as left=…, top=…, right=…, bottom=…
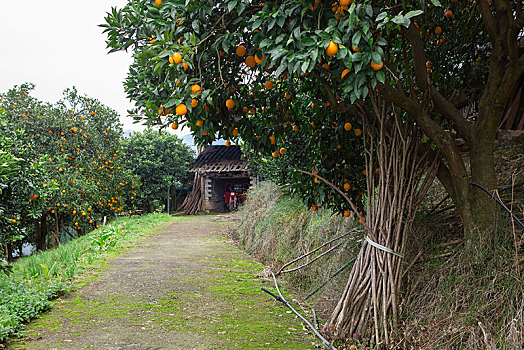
left=436, top=106, right=501, bottom=252
left=34, top=213, right=47, bottom=252
left=6, top=243, right=14, bottom=262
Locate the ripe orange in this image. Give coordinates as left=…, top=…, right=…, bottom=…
left=371, top=60, right=383, bottom=71
left=269, top=136, right=276, bottom=144
left=31, top=194, right=38, bottom=200
left=272, top=151, right=278, bottom=158
left=173, top=52, right=182, bottom=64
left=344, top=183, right=351, bottom=191
left=363, top=169, right=367, bottom=176
left=171, top=123, right=178, bottom=130
left=254, top=53, right=265, bottom=64
left=435, top=26, right=442, bottom=35
left=232, top=128, right=239, bottom=136
left=340, top=0, right=353, bottom=5
left=311, top=203, right=318, bottom=211
left=191, top=84, right=202, bottom=96
left=236, top=45, right=246, bottom=57
left=265, top=81, right=274, bottom=90
left=245, top=56, right=256, bottom=68
left=225, top=140, right=231, bottom=147
left=444, top=9, right=453, bottom=18
left=344, top=122, right=352, bottom=131
left=309, top=0, right=319, bottom=10
left=352, top=45, right=360, bottom=52
left=196, top=120, right=203, bottom=127
left=341, top=68, right=351, bottom=79
left=182, top=62, right=189, bottom=71
left=375, top=168, right=380, bottom=175
left=426, top=61, right=432, bottom=68
left=293, top=125, right=299, bottom=131
left=226, top=99, right=235, bottom=109
left=344, top=210, right=350, bottom=217
left=355, top=128, right=362, bottom=136
left=279, top=148, right=286, bottom=155
left=154, top=0, right=162, bottom=7
left=285, top=92, right=292, bottom=99
left=169, top=55, right=174, bottom=64
left=242, top=106, right=248, bottom=113
left=326, top=41, right=339, bottom=56
left=176, top=104, right=187, bottom=116
left=191, top=99, right=198, bottom=108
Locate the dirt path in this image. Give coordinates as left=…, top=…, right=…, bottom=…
left=9, top=216, right=318, bottom=350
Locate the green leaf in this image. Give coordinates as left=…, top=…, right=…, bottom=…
left=365, top=5, right=373, bottom=18
left=336, top=47, right=348, bottom=60
left=376, top=12, right=387, bottom=21
left=275, top=60, right=288, bottom=77
left=301, top=60, right=310, bottom=74
left=376, top=70, right=385, bottom=84
left=252, top=18, right=263, bottom=30
left=352, top=31, right=361, bottom=49
left=227, top=1, right=238, bottom=12
left=405, top=10, right=423, bottom=19
left=260, top=38, right=273, bottom=48
left=277, top=16, right=285, bottom=28
left=237, top=3, right=246, bottom=15
left=371, top=52, right=381, bottom=64
left=300, top=37, right=316, bottom=46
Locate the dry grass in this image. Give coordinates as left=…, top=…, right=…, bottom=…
left=400, top=214, right=523, bottom=349
left=233, top=181, right=362, bottom=319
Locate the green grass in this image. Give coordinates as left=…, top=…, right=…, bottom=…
left=0, top=213, right=174, bottom=342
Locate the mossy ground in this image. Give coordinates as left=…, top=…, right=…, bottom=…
left=7, top=216, right=318, bottom=349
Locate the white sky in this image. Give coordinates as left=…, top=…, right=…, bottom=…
left=0, top=0, right=189, bottom=137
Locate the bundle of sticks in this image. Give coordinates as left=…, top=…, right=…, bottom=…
left=179, top=173, right=205, bottom=215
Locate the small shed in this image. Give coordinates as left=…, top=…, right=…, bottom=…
left=180, top=145, right=258, bottom=214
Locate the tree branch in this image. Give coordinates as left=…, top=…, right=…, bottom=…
left=310, top=71, right=359, bottom=114
left=477, top=0, right=497, bottom=40
left=402, top=24, right=473, bottom=143
left=377, top=83, right=448, bottom=150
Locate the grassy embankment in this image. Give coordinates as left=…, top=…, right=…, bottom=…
left=234, top=180, right=523, bottom=349
left=0, top=213, right=174, bottom=342
left=233, top=182, right=363, bottom=319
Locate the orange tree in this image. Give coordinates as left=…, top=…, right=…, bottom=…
left=120, top=130, right=194, bottom=213
left=102, top=0, right=523, bottom=340
left=102, top=0, right=523, bottom=249
left=0, top=115, right=56, bottom=261
left=0, top=84, right=137, bottom=254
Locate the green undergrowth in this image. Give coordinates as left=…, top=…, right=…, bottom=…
left=0, top=213, right=174, bottom=343
left=233, top=181, right=362, bottom=320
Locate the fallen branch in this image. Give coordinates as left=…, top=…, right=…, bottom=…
left=279, top=241, right=344, bottom=275
left=276, top=229, right=358, bottom=275
left=262, top=272, right=336, bottom=350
